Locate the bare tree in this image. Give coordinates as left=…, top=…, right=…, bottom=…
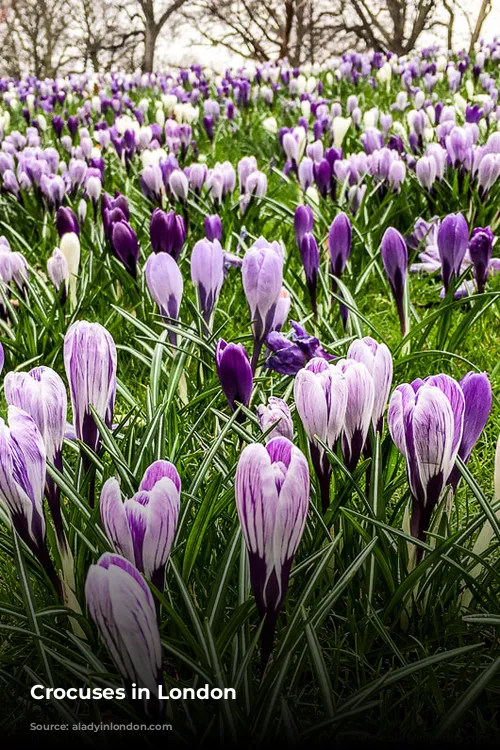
left=469, top=0, right=492, bottom=52
left=136, top=0, right=190, bottom=72
left=72, top=0, right=143, bottom=71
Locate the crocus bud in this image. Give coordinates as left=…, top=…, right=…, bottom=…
left=468, top=226, right=493, bottom=293
left=149, top=208, right=186, bottom=260
left=169, top=170, right=189, bottom=202
left=204, top=214, right=222, bottom=242
left=5, top=367, right=67, bottom=547
left=64, top=321, right=117, bottom=490
left=85, top=174, right=102, bottom=204
left=294, top=204, right=314, bottom=248
left=59, top=232, right=80, bottom=308
left=294, top=357, right=347, bottom=512
left=271, top=287, right=291, bottom=332
left=336, top=359, right=375, bottom=471
left=56, top=206, right=79, bottom=238
left=328, top=212, right=352, bottom=326
left=256, top=396, right=293, bottom=441
left=388, top=375, right=465, bottom=549
left=0, top=406, right=61, bottom=595
left=145, top=252, right=183, bottom=344
left=215, top=339, right=253, bottom=414
left=242, top=238, right=284, bottom=370
left=47, top=248, right=69, bottom=303
left=190, top=238, right=225, bottom=325
left=235, top=437, right=309, bottom=666
left=416, top=156, right=437, bottom=189
left=300, top=233, right=319, bottom=316
left=381, top=227, right=408, bottom=335
left=100, top=460, right=181, bottom=590
left=110, top=220, right=139, bottom=278
left=85, top=553, right=162, bottom=700
left=437, top=212, right=469, bottom=294
left=347, top=337, right=393, bottom=433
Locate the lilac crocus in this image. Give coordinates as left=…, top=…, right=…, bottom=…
left=215, top=339, right=253, bottom=415
left=235, top=437, right=309, bottom=666
left=64, top=322, right=117, bottom=498
left=100, top=460, right=180, bottom=591
left=47, top=248, right=69, bottom=303
left=110, top=220, right=139, bottom=278
left=437, top=213, right=469, bottom=294
left=256, top=397, right=293, bottom=442
left=294, top=205, right=314, bottom=249
left=329, top=212, right=352, bottom=326
left=294, top=358, right=347, bottom=512
left=149, top=208, right=186, bottom=260
left=4, top=367, right=67, bottom=549
left=204, top=214, right=222, bottom=242
left=145, top=252, right=183, bottom=344
left=388, top=374, right=465, bottom=547
left=85, top=553, right=162, bottom=699
left=242, top=238, right=284, bottom=371
left=347, top=337, right=393, bottom=433
left=381, top=227, right=408, bottom=335
left=0, top=406, right=61, bottom=596
left=336, top=359, right=375, bottom=472
left=468, top=227, right=494, bottom=293
left=190, top=238, right=225, bottom=326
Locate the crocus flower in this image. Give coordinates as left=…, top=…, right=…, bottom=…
left=300, top=233, right=319, bottom=316
left=271, top=288, right=291, bottom=332
left=59, top=232, right=80, bottom=308
left=47, top=248, right=69, bottom=303
left=5, top=367, right=67, bottom=549
left=437, top=213, right=469, bottom=294
left=0, top=406, right=61, bottom=595
left=294, top=357, right=347, bottom=512
left=100, top=460, right=181, bottom=591
left=381, top=227, right=408, bottom=335
left=328, top=212, right=352, bottom=326
left=85, top=553, right=162, bottom=700
left=336, top=359, right=375, bottom=472
left=56, top=206, right=79, bottom=238
left=242, top=238, right=284, bottom=371
left=190, top=238, right=225, bottom=326
left=149, top=208, right=186, bottom=260
left=266, top=321, right=334, bottom=375
left=294, top=205, right=314, bottom=249
left=388, top=374, right=465, bottom=548
left=145, top=253, right=183, bottom=344
left=468, top=227, right=494, bottom=293
left=215, top=339, right=253, bottom=415
left=64, top=322, right=117, bottom=495
left=169, top=170, right=189, bottom=202
left=256, top=397, right=293, bottom=442
left=204, top=214, right=222, bottom=242
left=110, top=220, right=139, bottom=278
left=235, top=437, right=309, bottom=666
left=347, top=337, right=393, bottom=433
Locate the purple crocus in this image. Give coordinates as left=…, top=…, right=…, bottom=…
left=328, top=212, right=352, bottom=326
left=300, top=233, right=319, bottom=317
left=294, top=205, right=314, bottom=249
left=242, top=238, right=284, bottom=371
left=347, top=337, right=393, bottom=433
left=388, top=374, right=465, bottom=548
left=0, top=406, right=61, bottom=596
left=110, top=220, right=139, bottom=278
left=190, top=238, right=225, bottom=326
left=144, top=252, right=183, bottom=344
left=381, top=227, right=408, bottom=335
left=149, top=208, right=186, bottom=260
left=85, top=553, right=162, bottom=699
left=468, top=227, right=494, bottom=293
left=47, top=248, right=69, bottom=303
left=294, top=357, right=347, bottom=512
left=266, top=321, right=334, bottom=375
left=437, top=213, right=469, bottom=294
left=100, top=460, right=181, bottom=591
left=4, top=367, right=68, bottom=550
left=235, top=436, right=309, bottom=667
left=64, top=322, right=117, bottom=499
left=336, top=359, right=375, bottom=472
left=215, top=339, right=253, bottom=415
left=204, top=214, right=222, bottom=242
left=256, top=397, right=293, bottom=442
left=56, top=206, right=79, bottom=238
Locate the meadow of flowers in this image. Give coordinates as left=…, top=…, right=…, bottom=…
left=2, top=42, right=500, bottom=744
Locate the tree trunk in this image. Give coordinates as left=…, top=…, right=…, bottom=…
left=279, top=0, right=295, bottom=60
left=142, top=20, right=158, bottom=73
left=469, top=0, right=491, bottom=53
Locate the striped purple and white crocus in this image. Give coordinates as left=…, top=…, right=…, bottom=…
left=235, top=436, right=309, bottom=668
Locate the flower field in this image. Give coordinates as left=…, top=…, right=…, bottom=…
left=2, top=46, right=500, bottom=744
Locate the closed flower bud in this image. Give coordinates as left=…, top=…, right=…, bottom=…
left=437, top=212, right=469, bottom=293
left=145, top=252, right=183, bottom=344
left=190, top=238, right=225, bottom=325
left=215, top=338, right=253, bottom=414
left=381, top=227, right=408, bottom=334
left=256, top=396, right=293, bottom=442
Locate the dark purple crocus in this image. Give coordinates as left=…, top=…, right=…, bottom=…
left=294, top=205, right=314, bottom=248
left=300, top=233, right=319, bottom=317
left=51, top=116, right=64, bottom=138
left=314, top=159, right=332, bottom=198
left=468, top=227, right=494, bottom=293
left=56, top=206, right=79, bottom=238
left=329, top=212, right=352, bottom=326
left=265, top=321, right=334, bottom=375
left=203, top=115, right=214, bottom=141
left=235, top=437, right=309, bottom=667
left=110, top=220, right=139, bottom=278
left=381, top=227, right=408, bottom=335
left=149, top=208, right=186, bottom=260
left=204, top=214, right=222, bottom=242
left=437, top=213, right=469, bottom=294
left=215, top=339, right=253, bottom=415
